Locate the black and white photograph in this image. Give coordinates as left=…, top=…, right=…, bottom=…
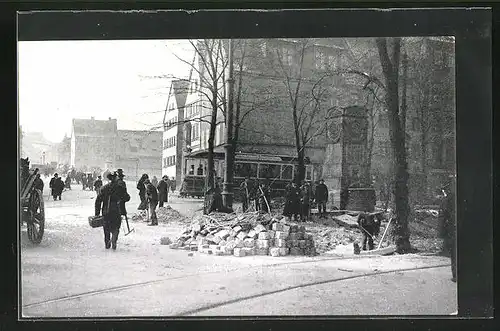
left=16, top=9, right=490, bottom=319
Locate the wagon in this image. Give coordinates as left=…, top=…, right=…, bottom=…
left=20, top=158, right=45, bottom=244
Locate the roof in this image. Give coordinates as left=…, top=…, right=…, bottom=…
left=172, top=80, right=189, bottom=109
left=72, top=118, right=117, bottom=137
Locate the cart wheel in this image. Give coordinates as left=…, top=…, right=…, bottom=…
left=27, top=189, right=45, bottom=244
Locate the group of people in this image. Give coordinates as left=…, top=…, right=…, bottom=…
left=282, top=179, right=329, bottom=222
left=238, top=177, right=330, bottom=222
left=136, top=174, right=173, bottom=226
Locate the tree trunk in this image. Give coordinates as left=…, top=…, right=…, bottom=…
left=376, top=37, right=412, bottom=253
left=203, top=92, right=218, bottom=215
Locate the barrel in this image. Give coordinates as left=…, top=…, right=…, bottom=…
left=346, top=187, right=376, bottom=212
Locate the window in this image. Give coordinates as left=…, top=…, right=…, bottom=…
left=282, top=47, right=293, bottom=66
left=281, top=165, right=293, bottom=180
left=258, top=164, right=280, bottom=180
left=315, top=48, right=326, bottom=70
left=261, top=41, right=267, bottom=57
left=192, top=123, right=200, bottom=140
left=411, top=117, right=419, bottom=131
left=305, top=166, right=313, bottom=181
left=234, top=162, right=258, bottom=178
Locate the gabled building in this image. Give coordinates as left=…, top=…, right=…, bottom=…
left=162, top=79, right=189, bottom=187
left=116, top=130, right=162, bottom=180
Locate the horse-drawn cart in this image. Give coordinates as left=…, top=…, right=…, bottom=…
left=20, top=158, right=45, bottom=244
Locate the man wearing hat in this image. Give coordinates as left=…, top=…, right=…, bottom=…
left=95, top=171, right=129, bottom=250
left=157, top=175, right=170, bottom=207
left=145, top=178, right=159, bottom=225
left=93, top=175, right=103, bottom=196
left=315, top=179, right=329, bottom=218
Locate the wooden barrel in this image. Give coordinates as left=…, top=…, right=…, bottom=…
left=346, top=188, right=376, bottom=212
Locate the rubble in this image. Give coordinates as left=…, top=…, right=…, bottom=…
left=168, top=211, right=317, bottom=257
left=131, top=205, right=188, bottom=223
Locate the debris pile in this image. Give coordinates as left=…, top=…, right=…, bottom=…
left=131, top=205, right=188, bottom=223
left=168, top=212, right=317, bottom=257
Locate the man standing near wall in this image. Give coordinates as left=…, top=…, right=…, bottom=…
left=157, top=175, right=169, bottom=207
left=315, top=179, right=329, bottom=218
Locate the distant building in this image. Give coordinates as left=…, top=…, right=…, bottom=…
left=162, top=80, right=189, bottom=187
left=70, top=117, right=118, bottom=170
left=116, top=130, right=163, bottom=180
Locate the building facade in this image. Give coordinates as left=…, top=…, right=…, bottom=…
left=162, top=80, right=189, bottom=186
left=70, top=117, right=162, bottom=179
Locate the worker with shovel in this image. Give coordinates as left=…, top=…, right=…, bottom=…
left=357, top=212, right=383, bottom=251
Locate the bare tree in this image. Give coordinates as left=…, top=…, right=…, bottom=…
left=376, top=37, right=412, bottom=253
left=270, top=39, right=337, bottom=184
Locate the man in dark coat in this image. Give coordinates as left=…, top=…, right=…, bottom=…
left=49, top=173, right=64, bottom=200
left=137, top=174, right=149, bottom=211
left=81, top=173, right=87, bottom=190
left=94, top=176, right=103, bottom=196
left=283, top=181, right=300, bottom=222
left=438, top=176, right=457, bottom=282
left=300, top=180, right=312, bottom=222
left=315, top=179, right=329, bottom=218
left=33, top=174, right=44, bottom=192
left=157, top=175, right=169, bottom=207
left=145, top=178, right=159, bottom=226
left=239, top=176, right=253, bottom=212
left=357, top=212, right=382, bottom=251
left=95, top=172, right=128, bottom=250
left=116, top=169, right=129, bottom=220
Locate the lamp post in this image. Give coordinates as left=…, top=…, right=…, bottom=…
left=222, top=39, right=235, bottom=211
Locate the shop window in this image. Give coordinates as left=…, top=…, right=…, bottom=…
left=234, top=162, right=258, bottom=178
left=258, top=164, right=281, bottom=180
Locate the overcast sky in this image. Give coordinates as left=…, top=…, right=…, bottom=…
left=18, top=40, right=194, bottom=143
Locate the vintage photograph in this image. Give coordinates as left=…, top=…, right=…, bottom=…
left=19, top=34, right=457, bottom=316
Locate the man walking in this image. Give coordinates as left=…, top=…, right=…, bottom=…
left=315, top=179, right=329, bottom=218
left=49, top=173, right=64, bottom=201
left=438, top=175, right=457, bottom=282
left=95, top=172, right=128, bottom=250
left=137, top=174, right=149, bottom=211
left=157, top=175, right=170, bottom=207
left=94, top=175, right=103, bottom=196
left=145, top=178, right=159, bottom=226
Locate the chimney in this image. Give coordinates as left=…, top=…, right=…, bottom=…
left=109, top=117, right=112, bottom=120
left=91, top=117, right=95, bottom=120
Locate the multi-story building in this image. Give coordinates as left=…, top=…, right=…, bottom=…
left=70, top=117, right=163, bottom=179
left=116, top=130, right=163, bottom=180
left=70, top=117, right=118, bottom=169
left=162, top=80, right=189, bottom=187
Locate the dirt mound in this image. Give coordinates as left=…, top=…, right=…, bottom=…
left=130, top=205, right=188, bottom=223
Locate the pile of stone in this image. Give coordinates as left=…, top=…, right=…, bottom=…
left=131, top=205, right=188, bottom=223
left=169, top=212, right=317, bottom=257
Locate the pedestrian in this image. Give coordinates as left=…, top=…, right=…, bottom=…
left=151, top=175, right=158, bottom=188
left=157, top=175, right=170, bottom=207
left=315, top=179, right=329, bottom=218
left=357, top=212, right=382, bottom=251
left=145, top=178, right=159, bottom=226
left=258, top=179, right=271, bottom=213
left=283, top=181, right=300, bottom=222
left=49, top=173, right=61, bottom=200
left=137, top=174, right=149, bottom=211
left=95, top=171, right=129, bottom=250
left=116, top=169, right=129, bottom=221
left=81, top=173, right=87, bottom=190
left=300, top=180, right=312, bottom=222
left=65, top=175, right=72, bottom=190
left=93, top=175, right=103, bottom=196
left=239, top=176, right=252, bottom=212
left=33, top=173, right=44, bottom=192
left=438, top=175, right=457, bottom=282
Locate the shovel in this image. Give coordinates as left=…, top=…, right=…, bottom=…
left=123, top=214, right=135, bottom=236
